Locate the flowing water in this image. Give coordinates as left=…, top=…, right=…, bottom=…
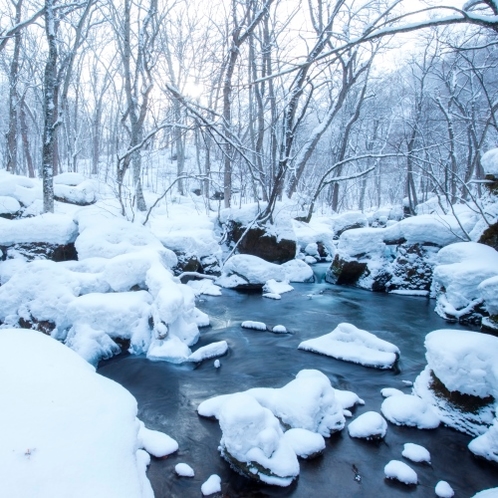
left=99, top=267, right=498, bottom=497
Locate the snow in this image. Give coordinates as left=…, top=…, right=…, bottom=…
left=217, top=393, right=300, bottom=486
left=0, top=328, right=165, bottom=498
left=473, top=488, right=498, bottom=498
left=292, top=216, right=336, bottom=258
left=138, top=421, right=179, bottom=457
left=282, top=428, right=325, bottom=458
left=0, top=213, right=78, bottom=246
left=435, top=480, right=455, bottom=498
left=381, top=394, right=440, bottom=429
left=216, top=254, right=313, bottom=289
left=479, top=275, right=498, bottom=316
left=214, top=359, right=221, bottom=368
left=201, top=474, right=221, bottom=495
left=197, top=369, right=347, bottom=486
left=298, top=322, right=400, bottom=369
left=187, top=278, right=222, bottom=296
left=384, top=460, right=418, bottom=485
left=54, top=172, right=86, bottom=185
left=481, top=148, right=498, bottom=176
left=242, top=320, right=267, bottom=331
left=272, top=325, right=288, bottom=333
left=402, top=443, right=431, bottom=463
left=188, top=340, right=228, bottom=363
left=381, top=387, right=405, bottom=398
left=0, top=195, right=21, bottom=215
left=54, top=180, right=97, bottom=205
left=468, top=420, right=498, bottom=463
left=175, top=463, right=195, bottom=477
left=347, top=411, right=388, bottom=440
left=424, top=329, right=498, bottom=399
left=432, top=242, right=498, bottom=320
left=263, top=279, right=294, bottom=295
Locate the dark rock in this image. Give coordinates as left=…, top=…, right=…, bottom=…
left=479, top=222, right=498, bottom=252
left=227, top=221, right=296, bottom=264
left=18, top=316, right=56, bottom=335
left=326, top=255, right=367, bottom=285
left=1, top=242, right=78, bottom=262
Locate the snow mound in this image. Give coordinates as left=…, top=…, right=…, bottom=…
left=217, top=393, right=300, bottom=486
left=0, top=195, right=21, bottom=215
left=473, top=488, right=498, bottom=497
left=54, top=179, right=97, bottom=205
left=0, top=213, right=78, bottom=246
left=402, top=443, right=431, bottom=463
left=187, top=279, right=222, bottom=296
left=0, top=328, right=156, bottom=497
left=435, top=481, right=455, bottom=498
left=282, top=428, right=325, bottom=458
left=381, top=394, right=440, bottom=429
left=201, top=474, right=221, bottom=495
left=188, top=341, right=228, bottom=363
left=482, top=148, right=498, bottom=177
left=298, top=322, right=400, bottom=369
left=138, top=421, right=178, bottom=458
left=381, top=387, right=405, bottom=398
left=424, top=329, right=498, bottom=399
left=175, top=463, right=195, bottom=477
left=263, top=279, right=294, bottom=295
left=272, top=325, right=288, bottom=334
left=432, top=242, right=498, bottom=321
left=242, top=320, right=267, bottom=331
left=216, top=255, right=313, bottom=289
left=384, top=460, right=418, bottom=485
left=468, top=420, right=498, bottom=463
left=347, top=411, right=387, bottom=440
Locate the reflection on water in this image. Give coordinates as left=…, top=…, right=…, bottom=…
left=99, top=272, right=497, bottom=497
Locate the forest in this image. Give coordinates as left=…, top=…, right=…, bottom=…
left=1, top=0, right=497, bottom=223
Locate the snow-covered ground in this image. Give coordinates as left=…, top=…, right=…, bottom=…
left=0, top=328, right=177, bottom=498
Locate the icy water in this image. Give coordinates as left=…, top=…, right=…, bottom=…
left=99, top=267, right=498, bottom=497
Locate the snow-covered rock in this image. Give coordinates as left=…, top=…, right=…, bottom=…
left=201, top=474, right=222, bottom=495
left=347, top=411, right=387, bottom=440
left=175, top=463, right=195, bottom=477
left=298, top=322, right=400, bottom=369
left=188, top=341, right=228, bottom=363
left=282, top=428, right=325, bottom=459
left=402, top=443, right=431, bottom=463
left=0, top=195, right=21, bottom=217
left=482, top=148, right=498, bottom=177
left=217, top=393, right=300, bottom=486
left=54, top=179, right=97, bottom=206
left=468, top=420, right=498, bottom=463
left=432, top=242, right=498, bottom=323
left=435, top=481, right=455, bottom=498
left=384, top=460, right=418, bottom=485
left=381, top=394, right=440, bottom=429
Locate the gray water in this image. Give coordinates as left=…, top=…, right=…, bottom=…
left=99, top=269, right=498, bottom=497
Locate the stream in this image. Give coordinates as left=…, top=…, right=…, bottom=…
left=99, top=266, right=498, bottom=497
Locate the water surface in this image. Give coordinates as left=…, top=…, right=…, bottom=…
left=99, top=274, right=498, bottom=497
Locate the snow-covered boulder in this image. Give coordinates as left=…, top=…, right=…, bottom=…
left=327, top=213, right=476, bottom=293
left=414, top=329, right=498, bottom=438
left=468, top=420, right=498, bottom=463
left=0, top=328, right=177, bottom=497
left=482, top=148, right=498, bottom=178
left=0, top=213, right=78, bottom=262
left=381, top=394, right=440, bottom=429
left=292, top=217, right=336, bottom=260
left=216, top=393, right=300, bottom=486
left=331, top=210, right=369, bottom=236
left=220, top=203, right=297, bottom=263
left=479, top=276, right=498, bottom=331
left=384, top=460, right=418, bottom=485
left=298, top=322, right=400, bottom=369
left=402, top=443, right=431, bottom=463
left=347, top=411, right=387, bottom=440
left=0, top=170, right=41, bottom=208
left=150, top=211, right=222, bottom=274
left=54, top=179, right=97, bottom=206
left=216, top=254, right=313, bottom=289
left=432, top=242, right=498, bottom=323
left=197, top=369, right=346, bottom=487
left=0, top=195, right=21, bottom=218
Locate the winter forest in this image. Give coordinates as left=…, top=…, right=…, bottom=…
left=2, top=1, right=498, bottom=498
left=1, top=0, right=497, bottom=218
